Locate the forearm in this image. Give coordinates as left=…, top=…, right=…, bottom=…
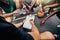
left=2, top=12, right=14, bottom=18
left=30, top=3, right=35, bottom=8
left=22, top=3, right=30, bottom=14
left=2, top=9, right=18, bottom=18
left=23, top=2, right=29, bottom=9
left=31, top=23, right=39, bottom=33
left=44, top=3, right=58, bottom=8
left=39, top=0, right=43, bottom=12
left=29, top=2, right=35, bottom=10
left=25, top=8, right=30, bottom=14
left=39, top=4, right=43, bottom=12
left=15, top=0, right=20, bottom=9
left=23, top=3, right=30, bottom=13
left=44, top=11, right=57, bottom=20
left=28, top=23, right=40, bottom=40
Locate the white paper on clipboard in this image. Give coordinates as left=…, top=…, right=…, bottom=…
left=23, top=15, right=35, bottom=29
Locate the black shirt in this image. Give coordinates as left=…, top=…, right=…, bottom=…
left=0, top=16, right=34, bottom=40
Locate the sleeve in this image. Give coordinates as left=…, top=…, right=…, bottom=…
left=0, top=16, right=34, bottom=40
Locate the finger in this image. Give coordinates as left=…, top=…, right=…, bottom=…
left=40, top=21, right=44, bottom=25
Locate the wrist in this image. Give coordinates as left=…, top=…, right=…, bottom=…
left=11, top=12, right=14, bottom=15
left=12, top=12, right=15, bottom=14
left=20, top=21, right=24, bottom=24
left=44, top=6, right=48, bottom=9
left=43, top=18, right=47, bottom=20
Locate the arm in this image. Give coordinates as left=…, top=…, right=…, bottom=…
left=13, top=20, right=25, bottom=28
left=25, top=8, right=30, bottom=14
left=2, top=13, right=14, bottom=18
left=1, top=9, right=18, bottom=18
left=44, top=11, right=57, bottom=20
left=41, top=10, right=57, bottom=24
left=28, top=20, right=40, bottom=40
left=29, top=0, right=35, bottom=10
left=29, top=20, right=40, bottom=34
left=15, top=0, right=20, bottom=9
left=13, top=22, right=23, bottom=28
left=44, top=3, right=59, bottom=9
left=31, top=22, right=39, bottom=32
left=23, top=2, right=30, bottom=14
left=38, top=0, right=43, bottom=12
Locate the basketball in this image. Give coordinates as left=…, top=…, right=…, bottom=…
left=37, top=12, right=44, bottom=17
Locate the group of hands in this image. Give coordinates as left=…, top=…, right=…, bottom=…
left=12, top=9, right=35, bottom=25
left=12, top=5, right=48, bottom=25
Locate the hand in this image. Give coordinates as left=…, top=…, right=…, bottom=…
left=29, top=6, right=31, bottom=10
left=13, top=9, right=19, bottom=14
left=40, top=19, right=46, bottom=25
left=22, top=20, right=25, bottom=24
left=19, top=0, right=24, bottom=3
left=23, top=4, right=26, bottom=8
left=26, top=10, right=30, bottom=14
left=30, top=19, right=35, bottom=25
left=53, top=8, right=57, bottom=11
left=43, top=6, right=47, bottom=10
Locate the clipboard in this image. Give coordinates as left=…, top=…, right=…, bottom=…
left=23, top=15, right=35, bottom=29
